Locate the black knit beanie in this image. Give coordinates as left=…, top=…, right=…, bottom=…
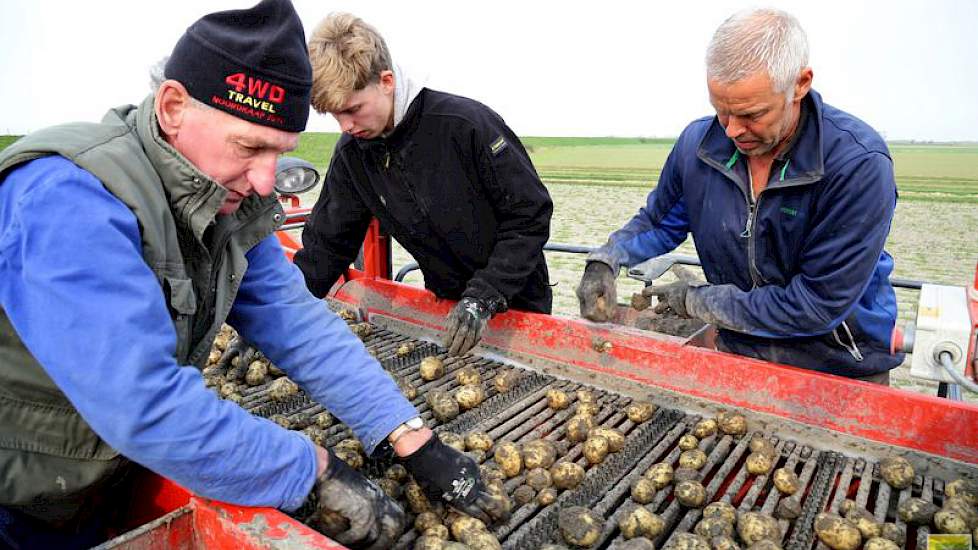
left=165, top=0, right=312, bottom=132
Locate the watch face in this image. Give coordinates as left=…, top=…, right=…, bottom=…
left=407, top=417, right=424, bottom=429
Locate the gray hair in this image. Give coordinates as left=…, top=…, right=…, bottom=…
left=706, top=8, right=809, bottom=97
left=149, top=56, right=210, bottom=110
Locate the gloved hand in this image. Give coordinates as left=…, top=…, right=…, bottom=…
left=311, top=448, right=405, bottom=549
left=643, top=280, right=693, bottom=318
left=402, top=434, right=510, bottom=525
left=444, top=297, right=492, bottom=356
left=576, top=261, right=618, bottom=322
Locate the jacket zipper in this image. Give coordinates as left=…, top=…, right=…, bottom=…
left=383, top=144, right=429, bottom=217
left=739, top=166, right=763, bottom=287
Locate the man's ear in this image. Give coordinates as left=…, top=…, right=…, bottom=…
left=155, top=80, right=193, bottom=140
left=378, top=70, right=395, bottom=96
left=793, top=67, right=814, bottom=104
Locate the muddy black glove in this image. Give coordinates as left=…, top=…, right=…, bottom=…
left=645, top=280, right=694, bottom=318
left=402, top=435, right=509, bottom=524
left=444, top=297, right=492, bottom=356
left=576, top=261, right=618, bottom=322
left=311, top=448, right=405, bottom=549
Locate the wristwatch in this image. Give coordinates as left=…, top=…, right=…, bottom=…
left=388, top=416, right=425, bottom=446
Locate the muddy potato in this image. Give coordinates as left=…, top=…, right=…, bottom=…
left=538, top=487, right=559, bottom=505
left=465, top=431, right=493, bottom=452
left=245, top=361, right=268, bottom=386
left=679, top=434, right=700, bottom=451
left=692, top=418, right=719, bottom=439
left=666, top=533, right=711, bottom=550
left=396, top=376, right=417, bottom=400
left=747, top=541, right=781, bottom=550
left=631, top=291, right=653, bottom=311
left=455, top=384, right=485, bottom=410
left=942, top=496, right=978, bottom=529
left=269, top=377, right=299, bottom=401
left=675, top=480, right=707, bottom=508
left=631, top=477, right=659, bottom=504
left=584, top=435, right=610, bottom=464
left=674, top=468, right=701, bottom=483
left=645, top=462, right=675, bottom=489
left=523, top=439, right=558, bottom=470
left=466, top=532, right=502, bottom=550
left=336, top=308, right=356, bottom=321
left=946, top=479, right=978, bottom=506
left=541, top=546, right=572, bottom=550
left=711, top=536, right=741, bottom=550
left=745, top=452, right=774, bottom=475
left=576, top=390, right=597, bottom=404
left=335, top=438, right=362, bottom=454
left=590, top=427, right=625, bottom=453
left=620, top=506, right=665, bottom=539
left=703, top=501, right=738, bottom=524
left=484, top=478, right=505, bottom=496
left=863, top=538, right=900, bottom=550
left=449, top=515, right=487, bottom=542
left=414, top=535, right=444, bottom=550
left=680, top=449, right=709, bottom=470
left=375, top=478, right=401, bottom=499
left=551, top=461, right=586, bottom=490
left=428, top=392, right=460, bottom=422
left=416, top=511, right=443, bottom=533
left=749, top=435, right=777, bottom=458
left=481, top=464, right=505, bottom=483
left=514, top=485, right=536, bottom=505
left=395, top=342, right=416, bottom=357
left=839, top=499, right=857, bottom=516
left=303, top=426, right=327, bottom=446
left=558, top=506, right=603, bottom=547
left=696, top=517, right=735, bottom=538
left=467, top=449, right=487, bottom=463
left=424, top=524, right=450, bottom=540
left=494, top=442, right=523, bottom=478
left=404, top=481, right=432, bottom=514
left=879, top=456, right=915, bottom=490
left=420, top=356, right=445, bottom=381
left=814, top=513, right=862, bottom=550
left=717, top=412, right=748, bottom=436
left=846, top=507, right=882, bottom=539
left=627, top=401, right=656, bottom=423
left=897, top=497, right=938, bottom=525
left=879, top=523, right=906, bottom=546
left=312, top=411, right=333, bottom=429
left=333, top=447, right=362, bottom=469
left=526, top=467, right=553, bottom=491
left=439, top=431, right=466, bottom=452
left=547, top=389, right=571, bottom=410
left=737, top=512, right=781, bottom=545
left=350, top=322, right=372, bottom=338
left=493, top=370, right=521, bottom=393
left=226, top=392, right=243, bottom=404
left=456, top=366, right=481, bottom=386
left=935, top=509, right=971, bottom=534
left=566, top=415, right=596, bottom=443
left=621, top=538, right=656, bottom=550
left=776, top=497, right=802, bottom=520
left=772, top=468, right=800, bottom=495
left=269, top=414, right=292, bottom=429
left=219, top=382, right=238, bottom=398
left=484, top=491, right=512, bottom=522
left=576, top=402, right=601, bottom=417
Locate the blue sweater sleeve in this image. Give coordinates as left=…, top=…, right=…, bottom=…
left=0, top=157, right=316, bottom=511
left=228, top=235, right=419, bottom=454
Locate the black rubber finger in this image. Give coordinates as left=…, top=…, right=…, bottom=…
left=458, top=324, right=479, bottom=356
left=477, top=491, right=510, bottom=523
left=367, top=505, right=405, bottom=550
left=453, top=498, right=492, bottom=525
left=444, top=317, right=463, bottom=354
left=447, top=325, right=466, bottom=356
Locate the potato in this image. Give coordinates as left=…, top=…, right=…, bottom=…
left=450, top=515, right=487, bottom=542
left=439, top=431, right=466, bottom=452
left=838, top=499, right=857, bottom=516
left=942, top=496, right=978, bottom=528
left=897, top=497, right=938, bottom=525
left=481, top=464, right=505, bottom=482
left=456, top=366, right=481, bottom=386
left=424, top=524, right=450, bottom=540
left=428, top=392, right=460, bottom=422
left=558, top=506, right=603, bottom=547
left=710, top=536, right=741, bottom=550
left=312, top=411, right=333, bottom=429
left=776, top=497, right=802, bottom=520
left=679, top=434, right=700, bottom=451
left=514, top=485, right=536, bottom=505
left=879, top=523, right=906, bottom=546
left=879, top=456, right=914, bottom=490
left=863, top=538, right=900, bottom=550
left=675, top=480, right=707, bottom=508
left=745, top=452, right=774, bottom=475
left=485, top=478, right=505, bottom=496
left=335, top=437, right=362, bottom=454
left=420, top=356, right=445, bottom=381
left=772, top=468, right=800, bottom=495
left=538, top=487, right=559, bottom=505
left=747, top=541, right=781, bottom=550
left=621, top=538, right=657, bottom=550
left=467, top=449, right=487, bottom=463
left=576, top=402, right=601, bottom=417
left=267, top=363, right=285, bottom=378
left=455, top=384, right=485, bottom=410
left=631, top=292, right=653, bottom=311
left=631, top=477, right=659, bottom=504
left=466, top=532, right=502, bottom=550
left=674, top=468, right=701, bottom=483
left=946, top=479, right=978, bottom=506
left=845, top=507, right=881, bottom=539
left=218, top=382, right=237, bottom=398
left=226, top=393, right=243, bottom=404
left=524, top=467, right=552, bottom=492
left=396, top=376, right=417, bottom=400
left=493, top=370, right=521, bottom=393
left=584, top=435, right=610, bottom=464
left=627, top=401, right=657, bottom=423
left=465, top=431, right=493, bottom=452
left=935, top=509, right=970, bottom=533
left=566, top=415, right=596, bottom=443
left=576, top=390, right=597, bottom=404
left=351, top=322, right=372, bottom=338
left=749, top=435, right=777, bottom=458
left=666, top=533, right=711, bottom=550
left=414, top=535, right=445, bottom=550
left=333, top=447, right=362, bottom=469
left=494, top=442, right=523, bottom=478
left=269, top=414, right=292, bottom=429
left=717, top=412, right=748, bottom=436
left=303, top=426, right=327, bottom=446
left=416, top=511, right=443, bottom=533
left=695, top=517, right=735, bottom=538
left=737, top=511, right=780, bottom=545
left=814, top=513, right=862, bottom=550
left=620, top=506, right=665, bottom=539
left=245, top=361, right=268, bottom=386
left=484, top=491, right=512, bottom=521
left=395, top=342, right=416, bottom=357
left=551, top=461, right=586, bottom=490
left=645, top=462, right=675, bottom=489
left=404, top=481, right=432, bottom=513
left=337, top=309, right=356, bottom=321
left=703, top=501, right=737, bottom=524
left=692, top=418, right=719, bottom=439
left=375, top=478, right=401, bottom=500
left=680, top=449, right=709, bottom=470
left=590, top=427, right=625, bottom=453
left=523, top=439, right=558, bottom=470
left=547, top=389, right=570, bottom=410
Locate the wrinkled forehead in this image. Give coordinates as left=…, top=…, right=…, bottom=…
left=707, top=72, right=782, bottom=108
left=197, top=105, right=299, bottom=151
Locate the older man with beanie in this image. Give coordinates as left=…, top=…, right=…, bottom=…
left=0, top=1, right=502, bottom=547
left=577, top=8, right=903, bottom=382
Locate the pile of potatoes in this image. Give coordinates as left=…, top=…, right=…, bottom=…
left=203, top=325, right=295, bottom=404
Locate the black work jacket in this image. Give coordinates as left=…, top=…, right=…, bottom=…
left=296, top=88, right=553, bottom=313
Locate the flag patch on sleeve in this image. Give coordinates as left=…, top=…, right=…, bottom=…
left=490, top=135, right=508, bottom=156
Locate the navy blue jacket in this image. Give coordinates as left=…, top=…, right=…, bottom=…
left=593, top=91, right=903, bottom=377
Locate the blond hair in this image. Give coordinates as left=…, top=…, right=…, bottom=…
left=307, top=13, right=392, bottom=113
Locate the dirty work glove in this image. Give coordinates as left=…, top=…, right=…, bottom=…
left=644, top=280, right=695, bottom=318
left=402, top=435, right=509, bottom=525
left=444, top=297, right=492, bottom=356
left=311, top=448, right=405, bottom=549
left=576, top=261, right=618, bottom=322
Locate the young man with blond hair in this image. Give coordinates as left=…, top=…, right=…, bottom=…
left=296, top=13, right=553, bottom=357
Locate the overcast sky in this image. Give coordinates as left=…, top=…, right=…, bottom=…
left=2, top=1, right=976, bottom=140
